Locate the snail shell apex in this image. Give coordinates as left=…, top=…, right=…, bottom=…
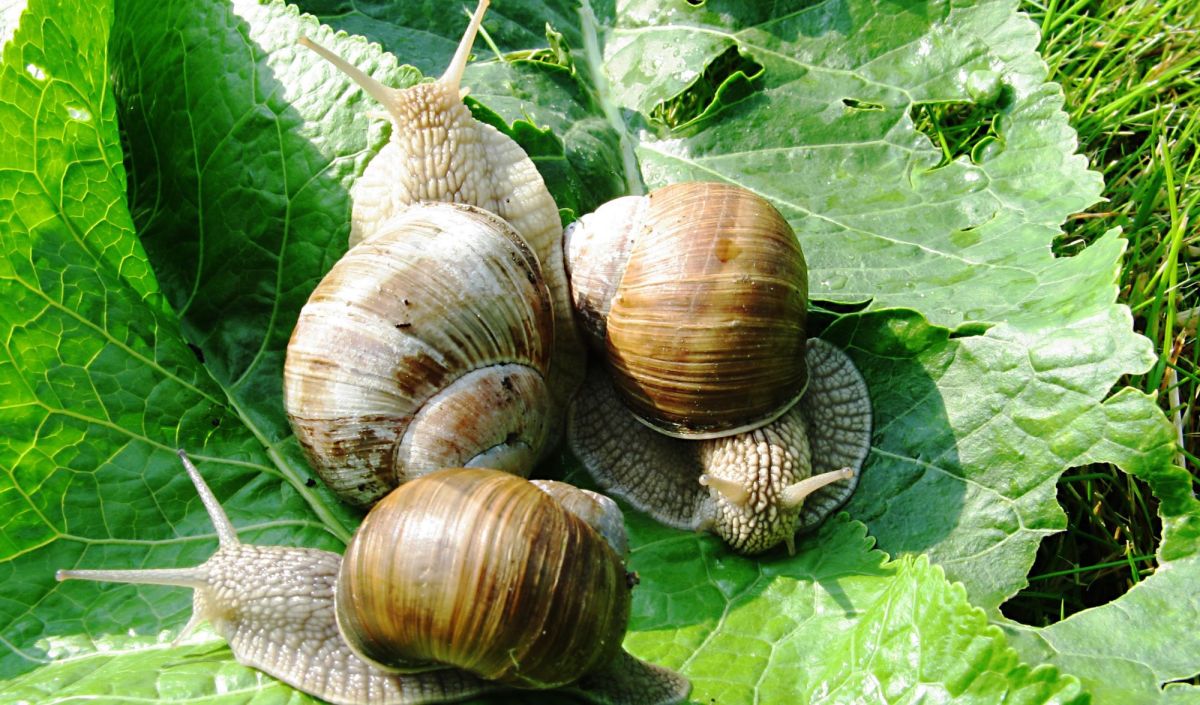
left=565, top=182, right=810, bottom=438
left=283, top=203, right=554, bottom=506
left=335, top=468, right=631, bottom=689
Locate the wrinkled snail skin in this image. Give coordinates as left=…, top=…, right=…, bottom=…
left=297, top=0, right=585, bottom=474
left=56, top=453, right=690, bottom=705
left=563, top=182, right=873, bottom=555
left=569, top=339, right=871, bottom=555
left=283, top=204, right=554, bottom=506
left=55, top=452, right=498, bottom=705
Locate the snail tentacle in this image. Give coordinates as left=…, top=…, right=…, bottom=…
left=57, top=454, right=501, bottom=705
left=569, top=339, right=871, bottom=554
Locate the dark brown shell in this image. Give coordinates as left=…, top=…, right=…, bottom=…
left=565, top=182, right=809, bottom=438
left=334, top=468, right=631, bottom=689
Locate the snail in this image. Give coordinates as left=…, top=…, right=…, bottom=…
left=56, top=451, right=689, bottom=705
left=284, top=0, right=585, bottom=506
left=562, top=182, right=873, bottom=555
left=284, top=202, right=555, bottom=505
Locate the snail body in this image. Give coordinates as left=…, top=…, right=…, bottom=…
left=288, top=0, right=584, bottom=506
left=57, top=452, right=689, bottom=705
left=563, top=183, right=873, bottom=555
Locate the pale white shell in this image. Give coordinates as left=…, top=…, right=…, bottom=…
left=284, top=203, right=554, bottom=506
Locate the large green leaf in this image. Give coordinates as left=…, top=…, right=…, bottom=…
left=2, top=0, right=1196, bottom=703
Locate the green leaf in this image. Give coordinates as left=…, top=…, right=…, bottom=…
left=1001, top=396, right=1200, bottom=704
left=622, top=514, right=1087, bottom=704
left=613, top=0, right=1103, bottom=330
left=829, top=279, right=1155, bottom=614
left=2, top=0, right=1196, bottom=703
left=0, top=0, right=354, bottom=682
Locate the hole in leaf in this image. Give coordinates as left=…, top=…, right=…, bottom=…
left=504, top=23, right=573, bottom=70
left=809, top=298, right=871, bottom=317
left=685, top=0, right=704, bottom=5
left=650, top=45, right=763, bottom=130
left=948, top=321, right=992, bottom=338
left=910, top=83, right=1011, bottom=167
left=1000, top=468, right=1162, bottom=626
left=843, top=98, right=884, bottom=111
left=187, top=342, right=205, bottom=363
left=1163, top=673, right=1200, bottom=688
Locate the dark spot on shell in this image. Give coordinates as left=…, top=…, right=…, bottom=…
left=291, top=412, right=410, bottom=501
left=715, top=237, right=741, bottom=262
left=500, top=375, right=514, bottom=392
left=357, top=483, right=367, bottom=493
left=394, top=351, right=448, bottom=397
left=504, top=431, right=519, bottom=445
left=508, top=250, right=538, bottom=286
left=395, top=322, right=412, bottom=329
left=403, top=298, right=410, bottom=306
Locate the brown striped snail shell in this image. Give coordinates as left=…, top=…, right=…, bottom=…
left=563, top=183, right=873, bottom=555
left=337, top=468, right=630, bottom=688
left=57, top=453, right=690, bottom=705
left=563, top=181, right=810, bottom=439
left=286, top=0, right=585, bottom=506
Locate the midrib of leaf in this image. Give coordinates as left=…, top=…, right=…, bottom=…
left=12, top=277, right=222, bottom=407
left=223, top=391, right=354, bottom=544
left=677, top=560, right=766, bottom=673
left=577, top=0, right=641, bottom=195
left=869, top=447, right=1021, bottom=503
left=175, top=29, right=206, bottom=320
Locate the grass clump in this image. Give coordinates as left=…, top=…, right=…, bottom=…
left=1001, top=0, right=1200, bottom=626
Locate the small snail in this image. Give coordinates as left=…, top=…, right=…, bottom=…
left=563, top=182, right=873, bottom=555
left=285, top=0, right=585, bottom=506
left=56, top=452, right=689, bottom=705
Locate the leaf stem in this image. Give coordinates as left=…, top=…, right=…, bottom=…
left=223, top=392, right=354, bottom=544
left=578, top=0, right=643, bottom=195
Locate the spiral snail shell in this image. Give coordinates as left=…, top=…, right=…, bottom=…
left=286, top=0, right=585, bottom=505
left=565, top=181, right=810, bottom=438
left=563, top=183, right=873, bottom=555
left=337, top=468, right=630, bottom=688
left=56, top=452, right=690, bottom=705
left=284, top=203, right=554, bottom=505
